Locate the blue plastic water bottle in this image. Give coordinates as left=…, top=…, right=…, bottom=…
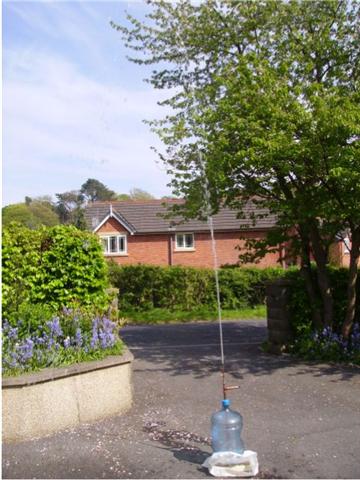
left=211, top=399, right=245, bottom=453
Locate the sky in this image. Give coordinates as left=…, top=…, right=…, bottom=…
left=2, top=0, right=174, bottom=206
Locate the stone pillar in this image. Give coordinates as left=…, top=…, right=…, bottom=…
left=266, top=278, right=293, bottom=354
left=106, top=288, right=119, bottom=318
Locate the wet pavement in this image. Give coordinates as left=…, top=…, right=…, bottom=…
left=3, top=320, right=360, bottom=479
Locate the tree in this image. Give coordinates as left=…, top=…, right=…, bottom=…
left=55, top=191, right=85, bottom=228
left=80, top=178, right=116, bottom=203
left=28, top=201, right=59, bottom=227
left=114, top=0, right=360, bottom=336
left=129, top=188, right=154, bottom=200
left=2, top=202, right=59, bottom=229
left=116, top=193, right=131, bottom=201
left=116, top=188, right=155, bottom=200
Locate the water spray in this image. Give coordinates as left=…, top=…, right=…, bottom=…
left=172, top=20, right=259, bottom=477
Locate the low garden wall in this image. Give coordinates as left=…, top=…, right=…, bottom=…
left=2, top=350, right=133, bottom=443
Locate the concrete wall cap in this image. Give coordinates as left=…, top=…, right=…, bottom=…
left=3, top=349, right=134, bottom=389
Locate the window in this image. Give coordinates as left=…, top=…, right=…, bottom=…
left=343, top=236, right=351, bottom=254
left=100, top=234, right=127, bottom=255
left=175, top=233, right=194, bottom=250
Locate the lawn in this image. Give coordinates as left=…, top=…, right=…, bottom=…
left=119, top=304, right=266, bottom=324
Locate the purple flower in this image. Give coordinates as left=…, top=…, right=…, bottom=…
left=47, top=317, right=63, bottom=338
left=89, top=316, right=117, bottom=350
left=75, top=328, right=83, bottom=348
left=64, top=337, right=71, bottom=349
left=18, top=338, right=34, bottom=362
left=90, top=319, right=99, bottom=349
left=3, top=321, right=18, bottom=340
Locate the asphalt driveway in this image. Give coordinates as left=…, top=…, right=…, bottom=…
left=3, top=320, right=360, bottom=479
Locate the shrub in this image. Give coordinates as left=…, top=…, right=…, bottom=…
left=280, top=266, right=360, bottom=364
left=2, top=306, right=124, bottom=376
left=290, top=324, right=360, bottom=364
left=108, top=262, right=284, bottom=312
left=6, top=302, right=54, bottom=338
left=283, top=266, right=360, bottom=336
left=2, top=223, right=109, bottom=316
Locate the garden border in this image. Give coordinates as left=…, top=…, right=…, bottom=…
left=3, top=349, right=134, bottom=442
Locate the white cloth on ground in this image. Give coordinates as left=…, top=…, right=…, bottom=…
left=202, top=450, right=259, bottom=478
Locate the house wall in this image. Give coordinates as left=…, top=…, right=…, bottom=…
left=172, top=231, right=280, bottom=268
left=96, top=219, right=281, bottom=268
left=329, top=242, right=351, bottom=267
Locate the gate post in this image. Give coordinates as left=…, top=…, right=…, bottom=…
left=266, top=278, right=293, bottom=354
left=106, top=288, right=119, bottom=318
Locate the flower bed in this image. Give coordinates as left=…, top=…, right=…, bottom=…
left=2, top=305, right=133, bottom=442
left=2, top=306, right=124, bottom=377
left=291, top=324, right=360, bottom=364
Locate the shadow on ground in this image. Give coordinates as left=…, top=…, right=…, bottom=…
left=143, top=420, right=211, bottom=471
left=141, top=420, right=283, bottom=479
left=121, top=321, right=360, bottom=382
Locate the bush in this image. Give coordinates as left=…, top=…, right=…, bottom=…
left=2, top=306, right=124, bottom=376
left=283, top=266, right=360, bottom=336
left=108, top=262, right=284, bottom=312
left=2, top=223, right=110, bottom=316
left=281, top=266, right=360, bottom=364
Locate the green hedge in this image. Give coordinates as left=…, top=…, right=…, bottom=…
left=283, top=266, right=360, bottom=335
left=108, top=263, right=284, bottom=311
left=280, top=267, right=360, bottom=364
left=2, top=223, right=109, bottom=316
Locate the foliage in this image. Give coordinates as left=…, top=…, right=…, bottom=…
left=128, top=188, right=155, bottom=200
left=2, top=306, right=124, bottom=377
left=117, top=188, right=155, bottom=201
left=284, top=266, right=358, bottom=335
left=55, top=190, right=85, bottom=228
left=2, top=202, right=59, bottom=229
left=290, top=324, right=360, bottom=365
left=6, top=302, right=54, bottom=338
left=2, top=224, right=109, bottom=316
left=114, top=0, right=360, bottom=335
left=108, top=262, right=283, bottom=312
left=283, top=266, right=360, bottom=364
left=80, top=178, right=116, bottom=203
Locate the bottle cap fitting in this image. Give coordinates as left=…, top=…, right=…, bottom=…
left=222, top=399, right=230, bottom=408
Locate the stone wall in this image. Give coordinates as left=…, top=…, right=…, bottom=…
left=266, top=278, right=293, bottom=353
left=3, top=350, right=133, bottom=443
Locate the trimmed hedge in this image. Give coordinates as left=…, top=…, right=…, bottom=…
left=2, top=223, right=109, bottom=316
left=108, top=263, right=284, bottom=311
left=283, top=266, right=360, bottom=334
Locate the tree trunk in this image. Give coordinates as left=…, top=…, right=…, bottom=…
left=309, top=223, right=333, bottom=328
left=342, top=229, right=360, bottom=339
left=298, top=228, right=323, bottom=329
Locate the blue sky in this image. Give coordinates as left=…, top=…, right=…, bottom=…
left=3, top=0, right=173, bottom=205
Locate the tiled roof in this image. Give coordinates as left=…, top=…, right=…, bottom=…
left=84, top=199, right=277, bottom=234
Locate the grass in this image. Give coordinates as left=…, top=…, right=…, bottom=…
left=119, top=304, right=266, bottom=325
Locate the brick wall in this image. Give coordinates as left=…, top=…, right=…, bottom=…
left=97, top=220, right=169, bottom=266
left=172, top=231, right=280, bottom=268
left=96, top=218, right=282, bottom=268
left=329, top=241, right=351, bottom=267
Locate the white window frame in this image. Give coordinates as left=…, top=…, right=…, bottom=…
left=343, top=236, right=351, bottom=254
left=175, top=233, right=195, bottom=251
left=99, top=234, right=127, bottom=256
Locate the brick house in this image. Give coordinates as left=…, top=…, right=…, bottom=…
left=84, top=199, right=349, bottom=269
left=84, top=199, right=284, bottom=268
